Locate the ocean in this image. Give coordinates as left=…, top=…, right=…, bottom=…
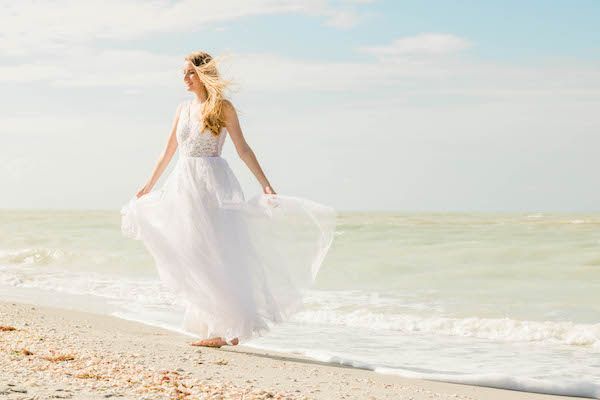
left=1, top=210, right=599, bottom=398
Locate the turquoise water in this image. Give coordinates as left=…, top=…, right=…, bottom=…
left=1, top=210, right=599, bottom=398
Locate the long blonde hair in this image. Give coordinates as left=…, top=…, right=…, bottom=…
left=185, top=51, right=234, bottom=136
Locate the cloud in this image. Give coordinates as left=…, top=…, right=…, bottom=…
left=358, top=33, right=472, bottom=59
left=2, top=44, right=600, bottom=104
left=323, top=9, right=361, bottom=28
left=7, top=48, right=182, bottom=87
left=0, top=16, right=598, bottom=104
left=0, top=46, right=462, bottom=90
left=0, top=156, right=40, bottom=183
left=0, top=0, right=366, bottom=56
left=0, top=47, right=180, bottom=88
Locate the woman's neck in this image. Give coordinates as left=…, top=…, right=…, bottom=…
left=192, top=90, right=209, bottom=104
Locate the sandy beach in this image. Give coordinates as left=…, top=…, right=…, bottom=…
left=0, top=301, right=583, bottom=400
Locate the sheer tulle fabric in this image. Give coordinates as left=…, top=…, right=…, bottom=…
left=120, top=155, right=336, bottom=342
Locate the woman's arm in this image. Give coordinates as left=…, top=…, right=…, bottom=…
left=223, top=100, right=276, bottom=195
left=136, top=103, right=182, bottom=198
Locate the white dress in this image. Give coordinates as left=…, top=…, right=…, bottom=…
left=120, top=99, right=336, bottom=342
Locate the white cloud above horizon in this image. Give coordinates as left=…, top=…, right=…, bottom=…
left=358, top=33, right=472, bottom=58
left=0, top=0, right=365, bottom=56
left=2, top=37, right=598, bottom=104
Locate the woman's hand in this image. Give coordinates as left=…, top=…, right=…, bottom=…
left=263, top=185, right=277, bottom=195
left=136, top=183, right=152, bottom=198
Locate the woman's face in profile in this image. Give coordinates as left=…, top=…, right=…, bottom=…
left=182, top=61, right=201, bottom=91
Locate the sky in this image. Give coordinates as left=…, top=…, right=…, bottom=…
left=1, top=0, right=599, bottom=212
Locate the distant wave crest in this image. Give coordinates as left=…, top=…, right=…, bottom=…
left=292, top=308, right=600, bottom=348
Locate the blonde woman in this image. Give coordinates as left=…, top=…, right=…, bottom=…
left=121, top=51, right=336, bottom=348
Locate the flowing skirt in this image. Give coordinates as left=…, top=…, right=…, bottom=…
left=120, top=155, right=336, bottom=342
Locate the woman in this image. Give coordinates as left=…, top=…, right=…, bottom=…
left=120, top=51, right=336, bottom=348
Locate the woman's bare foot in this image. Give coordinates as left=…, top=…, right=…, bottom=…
left=190, top=337, right=239, bottom=347
left=191, top=337, right=227, bottom=348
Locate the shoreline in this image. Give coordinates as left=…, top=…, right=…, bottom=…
left=0, top=300, right=586, bottom=400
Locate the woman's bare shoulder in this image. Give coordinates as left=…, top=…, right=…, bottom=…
left=222, top=98, right=237, bottom=111
left=222, top=99, right=240, bottom=122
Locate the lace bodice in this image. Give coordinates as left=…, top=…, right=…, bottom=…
left=177, top=100, right=227, bottom=157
